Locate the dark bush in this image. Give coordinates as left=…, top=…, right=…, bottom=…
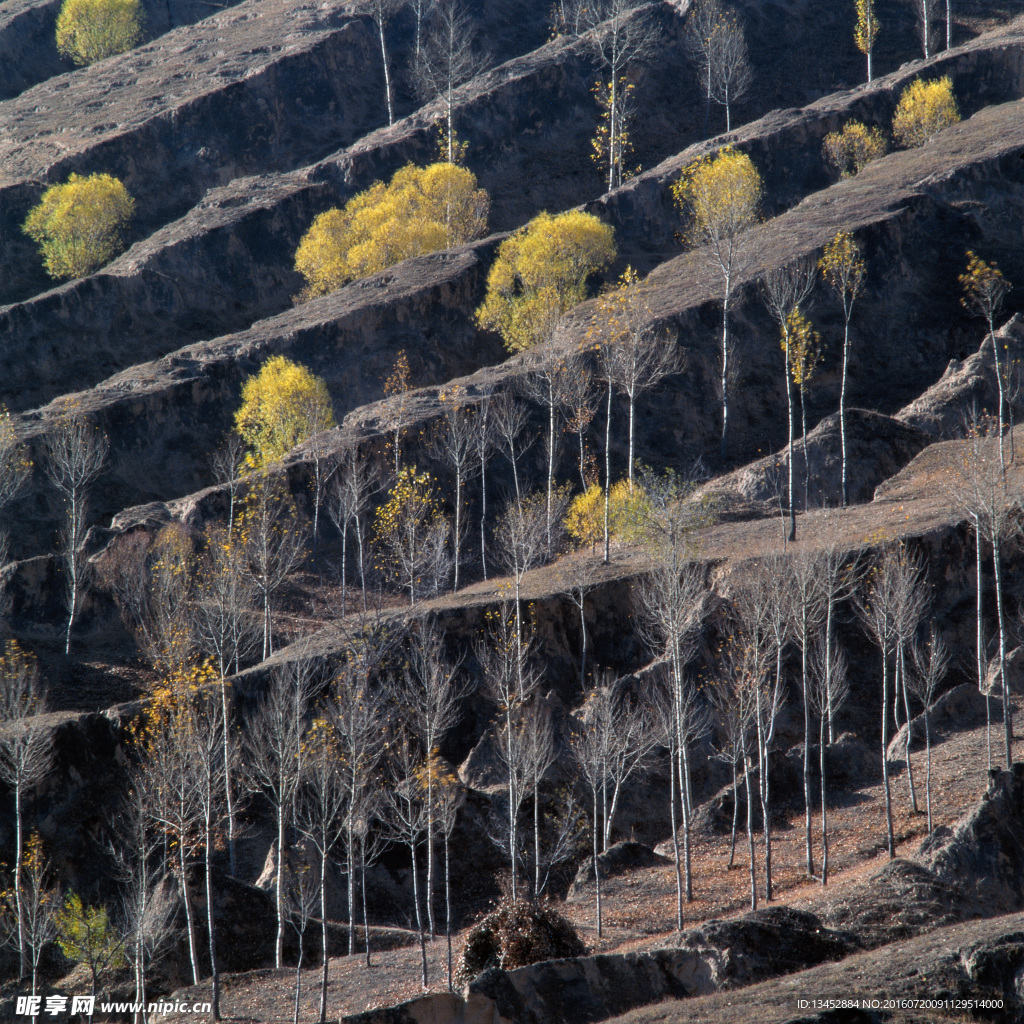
left=457, top=898, right=585, bottom=983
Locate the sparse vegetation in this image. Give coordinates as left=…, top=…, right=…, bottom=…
left=822, top=120, right=886, bottom=178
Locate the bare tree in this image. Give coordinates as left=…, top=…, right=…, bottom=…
left=0, top=409, right=30, bottom=616
left=383, top=732, right=430, bottom=989
left=44, top=404, right=108, bottom=656
left=427, top=387, right=481, bottom=590
left=519, top=352, right=566, bottom=557
left=710, top=636, right=760, bottom=911
left=478, top=601, right=540, bottom=903
left=558, top=554, right=601, bottom=689
left=791, top=547, right=826, bottom=878
left=910, top=627, right=948, bottom=835
left=241, top=473, right=309, bottom=659
left=434, top=765, right=464, bottom=991
left=111, top=782, right=177, bottom=1024
left=491, top=394, right=532, bottom=509
left=413, top=0, right=488, bottom=163
left=0, top=642, right=52, bottom=980
left=734, top=558, right=788, bottom=901
left=406, top=0, right=436, bottom=59
left=761, top=258, right=815, bottom=542
left=326, top=446, right=382, bottom=617
left=600, top=270, right=682, bottom=487
left=0, top=832, right=58, bottom=998
left=579, top=0, right=662, bottom=191
left=856, top=544, right=917, bottom=859
left=209, top=433, right=247, bottom=530
left=809, top=640, right=850, bottom=886
left=473, top=385, right=496, bottom=580
left=684, top=0, right=725, bottom=132
left=304, top=427, right=338, bottom=564
left=285, top=856, right=320, bottom=1024
left=400, top=626, right=463, bottom=938
left=909, top=0, right=939, bottom=58
left=193, top=525, right=259, bottom=876
left=245, top=660, right=318, bottom=969
left=708, top=11, right=753, bottom=132
left=356, top=0, right=404, bottom=124
left=556, top=351, right=599, bottom=491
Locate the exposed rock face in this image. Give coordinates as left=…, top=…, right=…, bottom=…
left=569, top=841, right=671, bottom=895
left=898, top=315, right=1024, bottom=436
left=0, top=0, right=387, bottom=306
left=0, top=0, right=252, bottom=101
left=887, top=681, right=991, bottom=760
left=701, top=408, right=932, bottom=513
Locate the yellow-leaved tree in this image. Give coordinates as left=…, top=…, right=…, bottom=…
left=892, top=77, right=960, bottom=149
left=671, top=145, right=762, bottom=458
left=475, top=209, right=616, bottom=353
left=294, top=162, right=489, bottom=300
left=854, top=0, right=880, bottom=82
left=822, top=121, right=886, bottom=179
left=23, top=172, right=134, bottom=280
left=234, top=356, right=335, bottom=468
left=56, top=0, right=142, bottom=66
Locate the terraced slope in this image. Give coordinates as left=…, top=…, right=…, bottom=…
left=10, top=87, right=1022, bottom=561
left=0, top=0, right=389, bottom=305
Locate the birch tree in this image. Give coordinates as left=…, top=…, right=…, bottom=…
left=0, top=642, right=52, bottom=980
left=820, top=231, right=867, bottom=506
left=909, top=627, right=948, bottom=835
left=761, top=258, right=815, bottom=540
left=684, top=0, right=725, bottom=131
left=855, top=0, right=881, bottom=82
left=356, top=0, right=404, bottom=124
left=326, top=446, right=382, bottom=617
left=672, top=147, right=762, bottom=460
left=707, top=10, right=753, bottom=133
left=45, top=403, right=108, bottom=656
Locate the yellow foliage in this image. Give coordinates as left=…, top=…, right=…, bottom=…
left=822, top=121, right=886, bottom=178
left=959, top=250, right=1011, bottom=323
left=854, top=0, right=880, bottom=58
left=891, top=77, right=960, bottom=149
left=233, top=355, right=335, bottom=468
left=819, top=230, right=866, bottom=302
left=671, top=146, right=761, bottom=246
left=56, top=0, right=142, bottom=65
left=22, top=172, right=134, bottom=280
left=783, top=307, right=822, bottom=389
left=475, top=210, right=616, bottom=353
left=564, top=480, right=648, bottom=550
left=294, top=163, right=489, bottom=299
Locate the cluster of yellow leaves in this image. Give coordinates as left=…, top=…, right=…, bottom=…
left=372, top=467, right=446, bottom=581
left=233, top=355, right=335, bottom=469
left=959, top=250, right=1011, bottom=321
left=294, top=162, right=489, bottom=299
left=56, top=891, right=127, bottom=970
left=819, top=230, right=866, bottom=300
left=783, top=307, right=822, bottom=389
left=590, top=77, right=638, bottom=184
left=892, top=76, right=960, bottom=149
left=854, top=0, right=880, bottom=58
left=23, top=172, right=135, bottom=280
left=564, top=480, right=649, bottom=550
left=476, top=210, right=616, bottom=353
left=56, top=0, right=142, bottom=66
left=822, top=121, right=886, bottom=178
left=671, top=146, right=761, bottom=244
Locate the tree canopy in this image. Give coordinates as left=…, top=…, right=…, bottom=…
left=56, top=0, right=143, bottom=66
left=822, top=121, right=886, bottom=178
left=892, top=77, right=960, bottom=148
left=475, top=210, right=616, bottom=353
left=294, top=162, right=489, bottom=299
left=672, top=145, right=761, bottom=247
left=233, top=356, right=335, bottom=468
left=22, top=172, right=135, bottom=280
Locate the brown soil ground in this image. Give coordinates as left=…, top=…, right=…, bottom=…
left=157, top=694, right=1019, bottom=1023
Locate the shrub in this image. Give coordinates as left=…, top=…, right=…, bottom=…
left=22, top=172, right=135, bottom=280
left=56, top=0, right=143, bottom=66
left=475, top=210, right=616, bottom=353
left=233, top=355, right=335, bottom=467
left=294, top=162, right=489, bottom=300
left=822, top=120, right=886, bottom=178
left=564, top=480, right=649, bottom=550
left=456, top=898, right=585, bottom=983
left=891, top=76, right=960, bottom=149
